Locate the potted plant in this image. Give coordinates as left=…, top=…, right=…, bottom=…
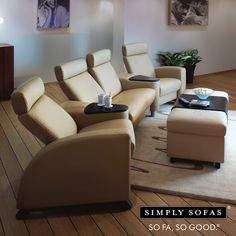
left=158, top=49, right=202, bottom=83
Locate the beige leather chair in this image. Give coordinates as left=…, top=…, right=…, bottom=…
left=11, top=76, right=135, bottom=218
left=122, top=43, right=186, bottom=108
left=55, top=58, right=104, bottom=102
left=86, top=49, right=158, bottom=126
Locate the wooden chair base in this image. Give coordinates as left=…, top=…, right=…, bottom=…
left=16, top=200, right=132, bottom=220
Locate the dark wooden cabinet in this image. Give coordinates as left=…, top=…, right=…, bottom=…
left=0, top=44, right=14, bottom=100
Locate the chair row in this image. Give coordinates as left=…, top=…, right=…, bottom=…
left=11, top=42, right=186, bottom=218
left=54, top=43, right=186, bottom=127
left=55, top=48, right=156, bottom=127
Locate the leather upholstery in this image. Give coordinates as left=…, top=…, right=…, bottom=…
left=159, top=78, right=181, bottom=96
left=79, top=119, right=135, bottom=153
left=113, top=88, right=155, bottom=127
left=167, top=132, right=225, bottom=163
left=11, top=77, right=135, bottom=210
left=155, top=67, right=186, bottom=95
left=55, top=58, right=87, bottom=81
left=119, top=73, right=160, bottom=113
left=122, top=42, right=148, bottom=56
left=122, top=43, right=155, bottom=77
left=122, top=43, right=186, bottom=108
left=55, top=56, right=155, bottom=126
left=55, top=58, right=104, bottom=102
left=11, top=77, right=77, bottom=144
left=11, top=76, right=45, bottom=115
left=87, top=49, right=122, bottom=97
left=18, top=95, right=78, bottom=145
left=87, top=48, right=111, bottom=67
left=167, top=90, right=228, bottom=164
left=17, top=132, right=132, bottom=209
left=168, top=108, right=227, bottom=137
left=87, top=49, right=156, bottom=125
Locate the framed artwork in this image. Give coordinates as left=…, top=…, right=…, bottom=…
left=169, top=0, right=208, bottom=26
left=37, top=0, right=70, bottom=29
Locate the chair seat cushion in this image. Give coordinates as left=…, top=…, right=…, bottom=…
left=79, top=119, right=135, bottom=152
left=159, top=78, right=181, bottom=96
left=113, top=88, right=155, bottom=125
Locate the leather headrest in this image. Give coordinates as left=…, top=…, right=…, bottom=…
left=11, top=76, right=45, bottom=115
left=87, top=49, right=111, bottom=68
left=55, top=58, right=88, bottom=81
left=122, top=43, right=148, bottom=57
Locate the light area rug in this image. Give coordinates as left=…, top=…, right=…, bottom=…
left=131, top=108, right=236, bottom=204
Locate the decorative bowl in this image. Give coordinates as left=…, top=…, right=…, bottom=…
left=193, top=88, right=213, bottom=99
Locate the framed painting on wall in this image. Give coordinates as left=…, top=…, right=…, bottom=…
left=37, top=0, right=70, bottom=29
left=169, top=0, right=208, bottom=26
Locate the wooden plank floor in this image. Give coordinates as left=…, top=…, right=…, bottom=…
left=0, top=70, right=236, bottom=236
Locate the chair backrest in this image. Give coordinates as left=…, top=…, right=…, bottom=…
left=11, top=77, right=77, bottom=145
left=87, top=49, right=122, bottom=97
left=55, top=58, right=104, bottom=102
left=122, top=42, right=155, bottom=77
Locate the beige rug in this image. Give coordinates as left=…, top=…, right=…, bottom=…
left=131, top=109, right=236, bottom=204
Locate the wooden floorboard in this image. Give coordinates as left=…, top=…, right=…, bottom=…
left=0, top=104, right=32, bottom=170
left=0, top=158, right=29, bottom=236
left=24, top=219, right=54, bottom=236
left=91, top=214, right=128, bottom=236
left=0, top=71, right=236, bottom=235
left=1, top=101, right=41, bottom=156
left=0, top=217, right=5, bottom=236
left=112, top=208, right=153, bottom=236
left=44, top=217, right=79, bottom=236
left=182, top=198, right=236, bottom=236
left=130, top=191, right=177, bottom=236
left=70, top=215, right=104, bottom=236
left=158, top=194, right=227, bottom=236
left=134, top=190, right=201, bottom=236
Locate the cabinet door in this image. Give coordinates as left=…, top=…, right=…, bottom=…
left=0, top=45, right=14, bottom=100
left=0, top=48, right=3, bottom=99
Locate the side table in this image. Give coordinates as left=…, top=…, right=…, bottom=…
left=84, top=103, right=128, bottom=114
left=129, top=75, right=160, bottom=82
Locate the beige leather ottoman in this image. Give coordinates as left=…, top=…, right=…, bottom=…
left=167, top=90, right=228, bottom=169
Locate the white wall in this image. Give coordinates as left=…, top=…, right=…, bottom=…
left=124, top=0, right=236, bottom=75
left=0, top=0, right=122, bottom=85
left=1, top=0, right=235, bottom=86
left=112, top=0, right=124, bottom=73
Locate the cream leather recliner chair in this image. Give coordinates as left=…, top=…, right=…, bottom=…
left=86, top=49, right=158, bottom=126
left=122, top=43, right=186, bottom=108
left=11, top=77, right=135, bottom=218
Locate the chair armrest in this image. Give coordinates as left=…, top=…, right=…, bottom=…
left=61, top=101, right=128, bottom=129
left=155, top=66, right=186, bottom=94
left=17, top=132, right=131, bottom=209
left=118, top=73, right=160, bottom=112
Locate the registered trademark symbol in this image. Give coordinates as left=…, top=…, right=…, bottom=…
left=227, top=205, right=231, bottom=210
